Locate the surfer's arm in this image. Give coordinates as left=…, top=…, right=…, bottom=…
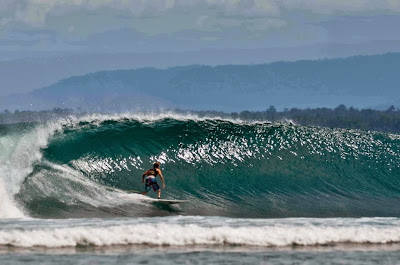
left=158, top=169, right=165, bottom=189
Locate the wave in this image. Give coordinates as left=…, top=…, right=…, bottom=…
left=0, top=122, right=64, bottom=218
left=1, top=217, right=400, bottom=248
left=1, top=112, right=400, bottom=218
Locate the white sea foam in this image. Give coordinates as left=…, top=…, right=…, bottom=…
left=1, top=217, right=400, bottom=248
left=0, top=122, right=63, bottom=218
left=0, top=179, right=24, bottom=218
left=55, top=111, right=275, bottom=127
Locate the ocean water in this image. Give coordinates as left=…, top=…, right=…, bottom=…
left=1, top=113, right=400, bottom=264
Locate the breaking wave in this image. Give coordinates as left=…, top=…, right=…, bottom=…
left=1, top=217, right=400, bottom=248
left=0, top=112, right=399, bottom=218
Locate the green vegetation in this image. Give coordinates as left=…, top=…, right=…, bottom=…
left=0, top=108, right=74, bottom=124
left=2, top=105, right=400, bottom=134
left=4, top=54, right=400, bottom=112
left=179, top=105, right=400, bottom=134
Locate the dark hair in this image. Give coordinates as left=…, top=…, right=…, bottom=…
left=153, top=162, right=160, bottom=168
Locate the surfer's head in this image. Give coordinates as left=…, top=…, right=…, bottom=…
left=153, top=162, right=160, bottom=168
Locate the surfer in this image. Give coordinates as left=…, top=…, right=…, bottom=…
left=142, top=162, right=165, bottom=199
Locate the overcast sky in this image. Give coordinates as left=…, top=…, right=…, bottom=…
left=1, top=0, right=400, bottom=95
left=1, top=0, right=400, bottom=56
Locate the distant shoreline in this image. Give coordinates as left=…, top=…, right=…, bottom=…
left=3, top=53, right=400, bottom=112
left=1, top=105, right=399, bottom=134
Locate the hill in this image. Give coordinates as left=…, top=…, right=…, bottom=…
left=2, top=53, right=400, bottom=112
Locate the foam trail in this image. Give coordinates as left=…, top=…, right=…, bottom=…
left=24, top=160, right=150, bottom=208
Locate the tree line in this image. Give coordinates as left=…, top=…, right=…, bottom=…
left=2, top=105, right=400, bottom=134
left=177, top=105, right=400, bottom=134
left=0, top=108, right=74, bottom=124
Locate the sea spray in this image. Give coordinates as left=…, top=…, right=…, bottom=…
left=0, top=179, right=24, bottom=218
left=0, top=122, right=63, bottom=218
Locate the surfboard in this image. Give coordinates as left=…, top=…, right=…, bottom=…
left=106, top=186, right=187, bottom=204
left=153, top=199, right=189, bottom=205
left=124, top=190, right=139, bottom=194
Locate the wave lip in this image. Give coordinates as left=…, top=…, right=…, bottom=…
left=1, top=217, right=400, bottom=248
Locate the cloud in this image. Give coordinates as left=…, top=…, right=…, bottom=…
left=2, top=0, right=398, bottom=36
left=0, top=0, right=283, bottom=40
left=279, top=0, right=400, bottom=14
left=1, top=0, right=400, bottom=56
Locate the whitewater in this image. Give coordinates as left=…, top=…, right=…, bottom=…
left=1, top=112, right=400, bottom=264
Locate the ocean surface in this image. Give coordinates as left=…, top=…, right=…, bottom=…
left=1, top=113, right=400, bottom=264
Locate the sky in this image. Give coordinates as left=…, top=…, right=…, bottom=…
left=1, top=0, right=400, bottom=95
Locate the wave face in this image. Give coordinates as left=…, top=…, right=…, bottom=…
left=2, top=114, right=400, bottom=218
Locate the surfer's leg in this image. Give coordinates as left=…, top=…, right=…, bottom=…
left=151, top=181, right=161, bottom=199
left=142, top=182, right=151, bottom=195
